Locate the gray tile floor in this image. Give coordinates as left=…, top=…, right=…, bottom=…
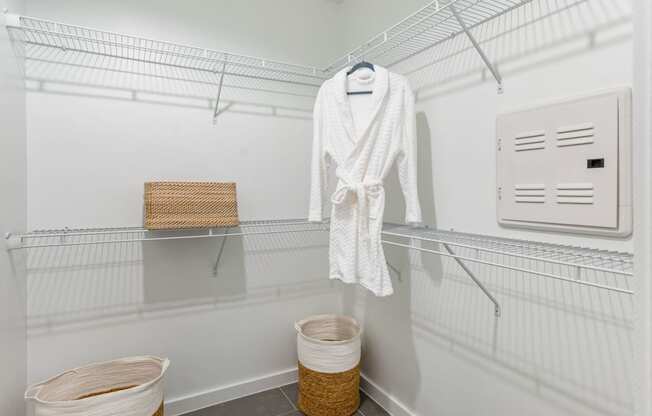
left=183, top=383, right=390, bottom=416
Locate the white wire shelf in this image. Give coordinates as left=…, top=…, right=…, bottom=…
left=7, top=15, right=328, bottom=86
left=324, top=0, right=534, bottom=90
left=4, top=13, right=328, bottom=118
left=5, top=0, right=536, bottom=113
left=382, top=224, right=633, bottom=296
left=6, top=220, right=633, bottom=295
left=5, top=219, right=329, bottom=250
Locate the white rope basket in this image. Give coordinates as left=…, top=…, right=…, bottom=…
left=296, top=314, right=361, bottom=374
left=25, top=356, right=169, bottom=416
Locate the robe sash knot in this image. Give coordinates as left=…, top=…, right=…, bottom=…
left=331, top=171, right=384, bottom=241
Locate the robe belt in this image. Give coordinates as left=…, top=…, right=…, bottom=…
left=331, top=175, right=384, bottom=240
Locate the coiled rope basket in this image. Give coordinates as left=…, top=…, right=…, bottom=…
left=25, top=356, right=169, bottom=416
left=296, top=315, right=362, bottom=416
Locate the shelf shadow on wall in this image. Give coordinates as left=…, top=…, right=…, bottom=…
left=406, top=255, right=634, bottom=416
left=142, top=229, right=247, bottom=304
left=378, top=225, right=635, bottom=416
left=25, top=228, right=332, bottom=336
left=397, top=0, right=632, bottom=100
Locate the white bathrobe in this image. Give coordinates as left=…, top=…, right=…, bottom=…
left=309, top=66, right=422, bottom=296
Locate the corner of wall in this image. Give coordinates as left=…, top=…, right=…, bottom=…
left=633, top=0, right=652, bottom=414
left=0, top=0, right=27, bottom=414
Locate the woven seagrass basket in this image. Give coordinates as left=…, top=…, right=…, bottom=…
left=144, top=181, right=238, bottom=230
left=296, top=315, right=361, bottom=416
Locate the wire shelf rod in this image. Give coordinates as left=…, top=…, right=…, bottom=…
left=10, top=15, right=323, bottom=78
left=422, top=228, right=631, bottom=263
left=7, top=0, right=535, bottom=96
left=382, top=230, right=632, bottom=276
left=11, top=223, right=633, bottom=278
left=9, top=226, right=329, bottom=250
left=381, top=0, right=527, bottom=71
left=17, top=220, right=320, bottom=240
left=6, top=221, right=634, bottom=296
left=326, top=0, right=531, bottom=73
left=450, top=233, right=631, bottom=265
left=17, top=35, right=325, bottom=88
left=328, top=0, right=457, bottom=69
left=10, top=36, right=326, bottom=96
left=407, top=227, right=633, bottom=264
left=382, top=240, right=633, bottom=295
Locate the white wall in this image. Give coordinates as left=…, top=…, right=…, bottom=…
left=23, top=1, right=343, bottom=414
left=336, top=0, right=428, bottom=56
left=340, top=1, right=637, bottom=416
left=0, top=0, right=27, bottom=414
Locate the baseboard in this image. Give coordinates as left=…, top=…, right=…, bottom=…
left=360, top=373, right=416, bottom=416
left=165, top=368, right=298, bottom=416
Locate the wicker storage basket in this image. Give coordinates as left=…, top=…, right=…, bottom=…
left=296, top=315, right=362, bottom=416
left=25, top=356, right=169, bottom=416
left=144, top=181, right=238, bottom=230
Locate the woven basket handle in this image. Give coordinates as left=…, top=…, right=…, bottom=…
left=24, top=383, right=44, bottom=400
left=294, top=319, right=307, bottom=334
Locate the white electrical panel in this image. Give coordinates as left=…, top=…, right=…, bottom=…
left=496, top=89, right=632, bottom=236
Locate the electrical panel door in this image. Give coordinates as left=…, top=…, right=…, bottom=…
left=496, top=89, right=631, bottom=236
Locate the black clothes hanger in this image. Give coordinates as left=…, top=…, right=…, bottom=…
left=347, top=61, right=374, bottom=95
left=347, top=61, right=375, bottom=76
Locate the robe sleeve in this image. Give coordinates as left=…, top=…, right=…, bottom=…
left=308, top=88, right=328, bottom=222
left=397, top=85, right=423, bottom=224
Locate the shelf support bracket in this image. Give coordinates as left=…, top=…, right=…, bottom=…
left=451, top=5, right=503, bottom=94
left=4, top=11, right=20, bottom=27
left=4, top=232, right=22, bottom=252
left=212, top=55, right=228, bottom=124
left=443, top=243, right=501, bottom=317
left=212, top=228, right=229, bottom=277
left=214, top=102, right=233, bottom=118
left=386, top=260, right=402, bottom=281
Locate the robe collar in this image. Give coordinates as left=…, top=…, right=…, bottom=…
left=332, top=65, right=389, bottom=145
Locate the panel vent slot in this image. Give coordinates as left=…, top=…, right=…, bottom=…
left=514, top=130, right=546, bottom=152
left=556, top=183, right=594, bottom=204
left=557, top=123, right=595, bottom=147
left=515, top=184, right=546, bottom=203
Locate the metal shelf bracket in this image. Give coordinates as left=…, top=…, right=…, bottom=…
left=451, top=5, right=504, bottom=94
left=212, top=55, right=229, bottom=124
left=4, top=232, right=22, bottom=251
left=4, top=11, right=19, bottom=26
left=443, top=243, right=501, bottom=317
left=382, top=238, right=502, bottom=317
left=212, top=228, right=229, bottom=277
